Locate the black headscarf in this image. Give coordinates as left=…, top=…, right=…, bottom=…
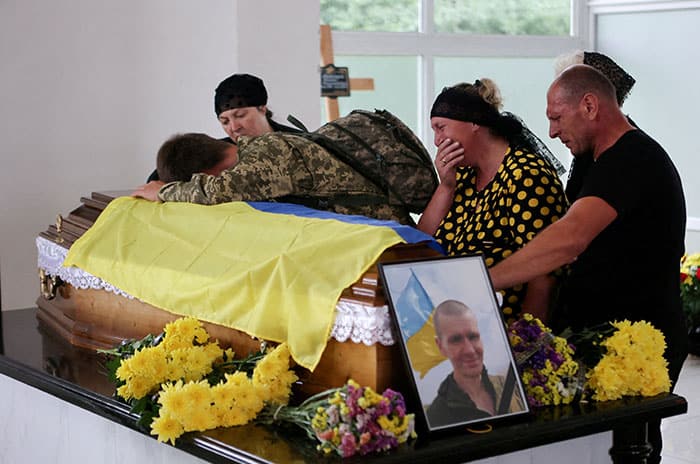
left=431, top=84, right=566, bottom=176
left=214, top=73, right=268, bottom=116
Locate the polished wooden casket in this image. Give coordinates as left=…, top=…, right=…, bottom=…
left=35, top=191, right=440, bottom=395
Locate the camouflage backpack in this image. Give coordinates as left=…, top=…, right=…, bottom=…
left=290, top=109, right=438, bottom=214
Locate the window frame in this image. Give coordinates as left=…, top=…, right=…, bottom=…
left=328, top=0, right=589, bottom=146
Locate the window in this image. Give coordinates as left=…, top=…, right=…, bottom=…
left=320, top=0, right=419, bottom=32
left=320, top=0, right=586, bottom=160
left=320, top=56, right=419, bottom=133
left=321, top=0, right=572, bottom=36
left=434, top=0, right=571, bottom=36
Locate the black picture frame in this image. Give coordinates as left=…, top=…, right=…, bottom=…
left=378, top=254, right=529, bottom=434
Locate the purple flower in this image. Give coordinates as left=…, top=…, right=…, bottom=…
left=374, top=398, right=391, bottom=417
left=394, top=404, right=406, bottom=418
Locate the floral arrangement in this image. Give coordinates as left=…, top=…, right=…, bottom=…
left=680, top=253, right=700, bottom=327
left=100, top=316, right=298, bottom=444
left=100, top=317, right=416, bottom=457
left=507, top=313, right=580, bottom=407
left=584, top=320, right=670, bottom=401
left=258, top=379, right=416, bottom=458
left=508, top=315, right=670, bottom=406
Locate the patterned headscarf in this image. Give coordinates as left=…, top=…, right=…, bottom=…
left=583, top=52, right=636, bottom=106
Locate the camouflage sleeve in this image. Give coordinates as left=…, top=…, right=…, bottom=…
left=157, top=134, right=301, bottom=204
left=157, top=173, right=240, bottom=204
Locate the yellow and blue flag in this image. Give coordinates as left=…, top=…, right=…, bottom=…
left=395, top=269, right=434, bottom=340
left=395, top=269, right=448, bottom=379
left=63, top=198, right=440, bottom=371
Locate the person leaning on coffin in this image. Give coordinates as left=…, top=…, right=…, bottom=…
left=417, top=79, right=568, bottom=324
left=146, top=73, right=300, bottom=182
left=131, top=131, right=414, bottom=225
left=155, top=133, right=239, bottom=182
left=426, top=300, right=524, bottom=428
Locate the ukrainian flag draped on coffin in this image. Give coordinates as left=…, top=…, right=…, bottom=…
left=63, top=197, right=419, bottom=370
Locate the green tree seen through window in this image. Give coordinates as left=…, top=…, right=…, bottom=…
left=320, top=0, right=419, bottom=32
left=320, top=0, right=571, bottom=36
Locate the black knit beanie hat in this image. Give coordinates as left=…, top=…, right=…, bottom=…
left=214, top=73, right=268, bottom=116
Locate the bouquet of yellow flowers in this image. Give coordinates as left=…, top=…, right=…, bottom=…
left=99, top=317, right=298, bottom=444
left=508, top=315, right=671, bottom=406
left=582, top=320, right=671, bottom=401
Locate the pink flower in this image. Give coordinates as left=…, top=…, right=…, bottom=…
left=340, top=432, right=357, bottom=457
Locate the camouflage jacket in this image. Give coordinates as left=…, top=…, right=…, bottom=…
left=157, top=133, right=413, bottom=225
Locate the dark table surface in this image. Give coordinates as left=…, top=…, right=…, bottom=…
left=0, top=308, right=689, bottom=464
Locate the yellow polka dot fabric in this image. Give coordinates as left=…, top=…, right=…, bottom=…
left=434, top=147, right=568, bottom=322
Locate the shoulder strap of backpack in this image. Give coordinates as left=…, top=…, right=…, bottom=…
left=290, top=110, right=430, bottom=213
left=294, top=130, right=389, bottom=196
left=286, top=114, right=309, bottom=133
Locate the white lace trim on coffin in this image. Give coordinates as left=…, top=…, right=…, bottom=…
left=36, top=236, right=135, bottom=299
left=35, top=236, right=395, bottom=346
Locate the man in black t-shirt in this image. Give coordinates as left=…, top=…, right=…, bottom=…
left=489, top=64, right=687, bottom=464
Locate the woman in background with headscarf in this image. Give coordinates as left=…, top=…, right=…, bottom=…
left=213, top=73, right=301, bottom=143
left=418, top=78, right=568, bottom=323
left=147, top=73, right=300, bottom=182
left=554, top=51, right=637, bottom=203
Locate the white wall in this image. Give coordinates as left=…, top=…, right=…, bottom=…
left=0, top=0, right=320, bottom=310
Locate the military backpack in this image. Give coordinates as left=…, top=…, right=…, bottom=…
left=288, top=109, right=438, bottom=214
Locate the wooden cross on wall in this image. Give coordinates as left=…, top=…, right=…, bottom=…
left=320, top=24, right=375, bottom=121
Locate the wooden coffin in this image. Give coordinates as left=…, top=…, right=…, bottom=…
left=36, top=191, right=440, bottom=395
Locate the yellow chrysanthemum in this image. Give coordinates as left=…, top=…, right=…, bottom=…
left=210, top=381, right=237, bottom=408
left=108, top=316, right=300, bottom=445
left=158, top=380, right=188, bottom=414
left=150, top=412, right=185, bottom=445
left=163, top=316, right=209, bottom=351
left=252, top=343, right=297, bottom=404
left=586, top=320, right=670, bottom=401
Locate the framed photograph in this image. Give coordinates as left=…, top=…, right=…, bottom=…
left=378, top=254, right=529, bottom=433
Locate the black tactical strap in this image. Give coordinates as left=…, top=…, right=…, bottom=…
left=286, top=114, right=309, bottom=133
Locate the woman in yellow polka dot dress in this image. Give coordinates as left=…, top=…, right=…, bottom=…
left=418, top=79, right=568, bottom=323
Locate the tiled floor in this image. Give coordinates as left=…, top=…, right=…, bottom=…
left=662, top=353, right=700, bottom=463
